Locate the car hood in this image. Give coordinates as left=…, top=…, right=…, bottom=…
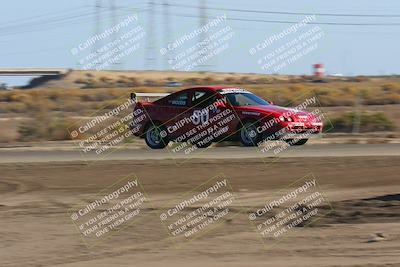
left=237, top=105, right=307, bottom=115
left=236, top=105, right=320, bottom=121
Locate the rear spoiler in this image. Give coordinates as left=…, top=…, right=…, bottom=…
left=130, top=92, right=170, bottom=102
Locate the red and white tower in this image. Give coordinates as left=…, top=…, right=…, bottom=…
left=313, top=63, right=325, bottom=77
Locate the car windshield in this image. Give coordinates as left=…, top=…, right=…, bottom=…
left=225, top=92, right=270, bottom=106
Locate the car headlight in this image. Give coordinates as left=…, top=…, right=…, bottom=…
left=279, top=116, right=293, bottom=122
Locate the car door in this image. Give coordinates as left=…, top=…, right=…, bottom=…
left=163, top=90, right=192, bottom=140
left=190, top=90, right=234, bottom=142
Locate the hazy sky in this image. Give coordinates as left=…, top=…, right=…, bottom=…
left=1, top=0, right=400, bottom=85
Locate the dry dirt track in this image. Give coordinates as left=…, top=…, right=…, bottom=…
left=0, top=145, right=400, bottom=266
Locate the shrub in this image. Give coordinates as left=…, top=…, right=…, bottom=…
left=202, top=76, right=216, bottom=85
left=82, top=79, right=100, bottom=88
left=75, top=78, right=87, bottom=84
left=184, top=78, right=201, bottom=86
left=288, top=85, right=306, bottom=92
left=254, top=77, right=271, bottom=84
left=6, top=102, right=28, bottom=113
left=144, top=79, right=157, bottom=86
left=127, top=77, right=141, bottom=87
left=99, top=76, right=111, bottom=83
left=223, top=77, right=235, bottom=84
left=348, top=76, right=369, bottom=82
left=330, top=111, right=396, bottom=133
left=238, top=76, right=252, bottom=84
left=18, top=112, right=73, bottom=141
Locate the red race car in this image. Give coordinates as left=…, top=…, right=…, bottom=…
left=131, top=86, right=323, bottom=149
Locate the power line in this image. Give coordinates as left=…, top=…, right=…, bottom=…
left=0, top=5, right=93, bottom=27
left=0, top=8, right=106, bottom=32
left=0, top=3, right=147, bottom=30
left=165, top=12, right=400, bottom=26
left=229, top=25, right=400, bottom=34
left=155, top=2, right=400, bottom=18
left=0, top=10, right=109, bottom=35
left=0, top=6, right=148, bottom=37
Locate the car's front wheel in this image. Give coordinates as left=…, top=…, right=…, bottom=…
left=145, top=123, right=169, bottom=149
left=239, top=121, right=260, bottom=147
left=285, top=139, right=308, bottom=146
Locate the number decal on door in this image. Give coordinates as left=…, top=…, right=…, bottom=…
left=192, top=110, right=209, bottom=125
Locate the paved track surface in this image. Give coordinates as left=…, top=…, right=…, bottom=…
left=0, top=143, right=399, bottom=163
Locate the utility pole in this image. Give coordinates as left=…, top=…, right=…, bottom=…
left=93, top=0, right=103, bottom=69
left=145, top=0, right=156, bottom=70
left=109, top=0, right=122, bottom=69
left=163, top=0, right=171, bottom=70
left=197, top=0, right=213, bottom=72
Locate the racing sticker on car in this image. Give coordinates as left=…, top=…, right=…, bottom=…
left=218, top=87, right=251, bottom=94
left=191, top=109, right=210, bottom=125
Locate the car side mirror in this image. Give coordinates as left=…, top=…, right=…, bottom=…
left=130, top=92, right=137, bottom=102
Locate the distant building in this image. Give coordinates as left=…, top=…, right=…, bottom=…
left=0, top=82, right=8, bottom=90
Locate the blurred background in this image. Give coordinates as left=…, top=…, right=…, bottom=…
left=0, top=0, right=399, bottom=143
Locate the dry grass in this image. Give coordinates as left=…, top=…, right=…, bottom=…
left=329, top=111, right=396, bottom=133
left=22, top=69, right=400, bottom=90
left=0, top=72, right=399, bottom=142
left=1, top=77, right=400, bottom=115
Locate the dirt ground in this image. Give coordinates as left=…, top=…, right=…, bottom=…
left=0, top=156, right=400, bottom=267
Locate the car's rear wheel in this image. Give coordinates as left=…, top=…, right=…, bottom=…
left=285, top=138, right=308, bottom=146
left=239, top=121, right=260, bottom=147
left=145, top=123, right=169, bottom=149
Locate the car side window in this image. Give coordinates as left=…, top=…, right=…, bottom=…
left=167, top=92, right=189, bottom=106
left=192, top=90, right=216, bottom=108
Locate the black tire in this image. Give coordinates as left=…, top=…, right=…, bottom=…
left=144, top=123, right=169, bottom=149
left=239, top=121, right=260, bottom=147
left=285, top=138, right=308, bottom=146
